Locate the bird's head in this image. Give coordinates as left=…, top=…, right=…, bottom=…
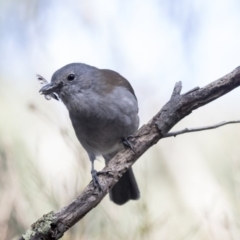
left=39, top=63, right=137, bottom=113
left=39, top=63, right=98, bottom=103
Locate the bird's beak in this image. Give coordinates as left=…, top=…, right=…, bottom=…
left=39, top=82, right=63, bottom=95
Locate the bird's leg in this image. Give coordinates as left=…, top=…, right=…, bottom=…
left=89, top=155, right=103, bottom=191
left=122, top=136, right=136, bottom=154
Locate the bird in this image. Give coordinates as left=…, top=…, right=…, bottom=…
left=39, top=63, right=140, bottom=205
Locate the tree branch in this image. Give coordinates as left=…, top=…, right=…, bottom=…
left=164, top=120, right=240, bottom=138
left=20, top=66, right=240, bottom=240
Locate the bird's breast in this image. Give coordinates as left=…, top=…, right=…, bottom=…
left=67, top=87, right=139, bottom=155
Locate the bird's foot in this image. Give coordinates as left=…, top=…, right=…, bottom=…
left=122, top=136, right=136, bottom=154
left=97, top=170, right=115, bottom=176
left=91, top=170, right=103, bottom=191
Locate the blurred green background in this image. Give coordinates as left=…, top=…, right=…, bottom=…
left=1, top=0, right=240, bottom=239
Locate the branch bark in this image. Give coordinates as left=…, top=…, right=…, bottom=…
left=20, top=66, right=240, bottom=240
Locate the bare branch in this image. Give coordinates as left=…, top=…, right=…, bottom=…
left=164, top=120, right=240, bottom=138
left=20, top=66, right=240, bottom=240
left=171, top=81, right=182, bottom=97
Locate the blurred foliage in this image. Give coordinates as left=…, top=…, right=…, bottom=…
left=1, top=0, right=240, bottom=239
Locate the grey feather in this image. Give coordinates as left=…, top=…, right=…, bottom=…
left=39, top=63, right=140, bottom=205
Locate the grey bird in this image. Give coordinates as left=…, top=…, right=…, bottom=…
left=39, top=63, right=140, bottom=205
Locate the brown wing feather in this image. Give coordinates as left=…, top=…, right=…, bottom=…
left=100, top=69, right=137, bottom=100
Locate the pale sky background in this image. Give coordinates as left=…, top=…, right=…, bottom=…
left=1, top=0, right=240, bottom=239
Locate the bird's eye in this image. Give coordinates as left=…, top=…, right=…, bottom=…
left=67, top=74, right=75, bottom=81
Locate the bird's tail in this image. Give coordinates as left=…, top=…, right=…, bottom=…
left=103, top=153, right=140, bottom=205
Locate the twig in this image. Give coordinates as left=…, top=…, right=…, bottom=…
left=164, top=120, right=240, bottom=138
left=19, top=66, right=240, bottom=240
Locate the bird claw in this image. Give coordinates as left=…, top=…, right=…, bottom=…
left=91, top=170, right=103, bottom=191
left=122, top=136, right=136, bottom=154
left=97, top=170, right=115, bottom=176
